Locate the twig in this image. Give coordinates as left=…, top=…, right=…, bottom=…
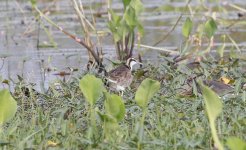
left=136, top=44, right=179, bottom=54
left=128, top=32, right=135, bottom=58
left=116, top=42, right=120, bottom=60
left=153, top=15, right=182, bottom=46
left=228, top=3, right=246, bottom=13
left=125, top=33, right=130, bottom=53
left=33, top=5, right=102, bottom=66
left=107, top=0, right=112, bottom=21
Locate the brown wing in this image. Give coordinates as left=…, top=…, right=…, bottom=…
left=108, top=65, right=131, bottom=83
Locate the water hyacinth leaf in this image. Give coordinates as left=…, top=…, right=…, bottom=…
left=0, top=89, right=17, bottom=124
left=108, top=9, right=121, bottom=26
left=79, top=74, right=105, bottom=106
left=135, top=78, right=160, bottom=108
left=123, top=0, right=131, bottom=9
left=226, top=137, right=246, bottom=150
left=182, top=17, right=193, bottom=38
left=200, top=83, right=223, bottom=150
left=200, top=84, right=222, bottom=121
left=30, top=0, right=37, bottom=6
left=130, top=0, right=144, bottom=15
left=97, top=111, right=116, bottom=123
left=137, top=23, right=144, bottom=37
left=125, top=7, right=137, bottom=27
left=104, top=92, right=125, bottom=122
left=204, top=18, right=217, bottom=38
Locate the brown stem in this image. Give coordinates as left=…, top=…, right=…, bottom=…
left=128, top=32, right=135, bottom=59
left=33, top=6, right=104, bottom=70
left=61, top=30, right=101, bottom=64
left=125, top=33, right=130, bottom=54
left=116, top=41, right=121, bottom=60
left=153, top=15, right=182, bottom=46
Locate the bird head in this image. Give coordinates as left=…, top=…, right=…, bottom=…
left=126, top=58, right=142, bottom=70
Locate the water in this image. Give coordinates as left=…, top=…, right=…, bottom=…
left=0, top=0, right=245, bottom=91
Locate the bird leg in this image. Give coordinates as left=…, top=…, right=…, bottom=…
left=120, top=90, right=124, bottom=97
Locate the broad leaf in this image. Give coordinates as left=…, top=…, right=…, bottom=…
left=200, top=84, right=222, bottom=121
left=0, top=89, right=17, bottom=124
left=204, top=18, right=217, bottom=38
left=182, top=17, right=193, bottom=38
left=227, top=137, right=246, bottom=150
left=30, top=0, right=37, bottom=6
left=200, top=83, right=223, bottom=150
left=125, top=7, right=137, bottom=27
left=130, top=0, right=144, bottom=15
left=104, top=92, right=125, bottom=122
left=137, top=23, right=144, bottom=37
left=79, top=74, right=105, bottom=106
left=109, top=9, right=121, bottom=25
left=97, top=111, right=116, bottom=123
left=123, top=0, right=131, bottom=9
left=135, top=78, right=160, bottom=108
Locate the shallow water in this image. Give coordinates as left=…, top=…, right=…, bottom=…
left=0, top=0, right=245, bottom=91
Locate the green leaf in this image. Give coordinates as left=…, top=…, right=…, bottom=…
left=217, top=35, right=226, bottom=57
left=0, top=89, right=17, bottom=125
left=104, top=92, right=125, bottom=122
left=29, top=0, right=37, bottom=6
left=182, top=17, right=193, bottom=38
left=227, top=137, right=246, bottom=150
left=109, top=9, right=121, bottom=25
left=200, top=83, right=224, bottom=150
left=125, top=7, right=137, bottom=27
left=200, top=84, right=222, bottom=121
left=137, top=23, right=144, bottom=37
left=123, top=0, right=131, bottom=9
left=135, top=78, right=160, bottom=108
left=204, top=18, right=217, bottom=38
left=130, top=0, right=144, bottom=15
left=97, top=111, right=116, bottom=123
left=217, top=43, right=225, bottom=58
left=79, top=74, right=105, bottom=106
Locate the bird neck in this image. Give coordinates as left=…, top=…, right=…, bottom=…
left=124, top=64, right=132, bottom=70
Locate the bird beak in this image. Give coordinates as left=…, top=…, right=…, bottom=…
left=138, top=62, right=143, bottom=68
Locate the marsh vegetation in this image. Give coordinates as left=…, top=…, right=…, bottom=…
left=0, top=0, right=246, bottom=149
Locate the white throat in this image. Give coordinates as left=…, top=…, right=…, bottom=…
left=129, top=61, right=137, bottom=71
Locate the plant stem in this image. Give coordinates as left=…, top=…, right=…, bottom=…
left=0, top=125, right=2, bottom=134
left=128, top=32, right=135, bottom=59
left=210, top=121, right=224, bottom=150
left=137, top=109, right=147, bottom=150
left=33, top=5, right=104, bottom=70
left=90, top=106, right=97, bottom=141
left=153, top=15, right=182, bottom=46
left=136, top=44, right=179, bottom=54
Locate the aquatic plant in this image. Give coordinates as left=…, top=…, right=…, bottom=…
left=108, top=0, right=144, bottom=61
left=200, top=83, right=224, bottom=150
left=0, top=89, right=17, bottom=132
left=79, top=74, right=105, bottom=145
left=134, top=78, right=160, bottom=149
left=100, top=92, right=125, bottom=140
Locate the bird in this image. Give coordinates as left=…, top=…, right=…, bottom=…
left=106, top=57, right=141, bottom=94
left=179, top=78, right=234, bottom=97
